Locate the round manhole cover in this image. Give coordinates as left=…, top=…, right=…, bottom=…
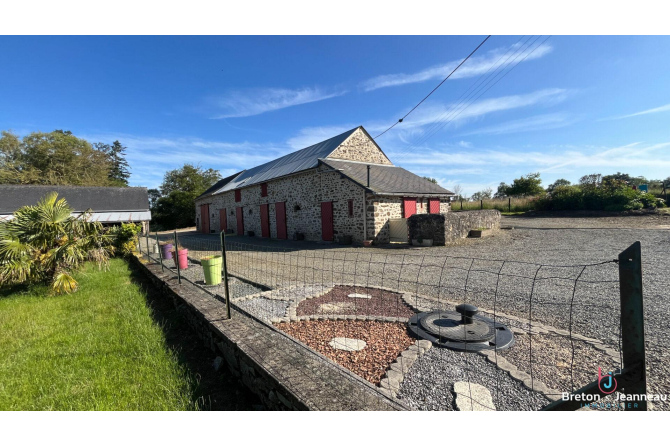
left=408, top=304, right=514, bottom=352
left=420, top=311, right=495, bottom=342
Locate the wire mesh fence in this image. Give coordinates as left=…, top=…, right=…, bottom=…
left=138, top=231, right=643, bottom=411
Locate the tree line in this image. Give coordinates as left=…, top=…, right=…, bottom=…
left=1, top=130, right=130, bottom=186
left=458, top=172, right=667, bottom=212
left=1, top=129, right=222, bottom=230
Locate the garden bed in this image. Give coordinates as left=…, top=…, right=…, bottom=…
left=275, top=320, right=415, bottom=384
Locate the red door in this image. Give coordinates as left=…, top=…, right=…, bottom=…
left=260, top=204, right=270, bottom=238
left=275, top=202, right=287, bottom=240
left=403, top=198, right=417, bottom=218
left=236, top=207, right=244, bottom=235
left=320, top=201, right=334, bottom=241
left=219, top=208, right=227, bottom=232
left=428, top=198, right=440, bottom=214
left=201, top=204, right=210, bottom=234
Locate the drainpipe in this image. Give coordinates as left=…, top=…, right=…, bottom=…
left=365, top=165, right=371, bottom=242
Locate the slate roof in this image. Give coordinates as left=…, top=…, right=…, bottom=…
left=0, top=185, right=150, bottom=214
left=210, top=127, right=359, bottom=195
left=320, top=159, right=453, bottom=195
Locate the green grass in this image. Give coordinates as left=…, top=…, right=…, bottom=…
left=0, top=259, right=197, bottom=410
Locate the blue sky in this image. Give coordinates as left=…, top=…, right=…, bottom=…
left=1, top=35, right=669, bottom=195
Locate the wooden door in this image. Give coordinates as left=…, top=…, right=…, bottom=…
left=219, top=208, right=227, bottom=232
left=236, top=207, right=244, bottom=235
left=403, top=197, right=417, bottom=218
left=201, top=204, right=210, bottom=234
left=260, top=204, right=270, bottom=238
left=428, top=198, right=440, bottom=214
left=275, top=202, right=287, bottom=240
left=320, top=201, right=334, bottom=241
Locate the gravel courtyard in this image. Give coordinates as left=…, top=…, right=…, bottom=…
left=148, top=212, right=670, bottom=410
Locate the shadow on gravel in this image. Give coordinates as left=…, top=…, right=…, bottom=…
left=127, top=260, right=264, bottom=411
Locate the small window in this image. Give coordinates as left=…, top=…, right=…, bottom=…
left=235, top=190, right=241, bottom=202
left=261, top=183, right=268, bottom=197
left=348, top=199, right=354, bottom=217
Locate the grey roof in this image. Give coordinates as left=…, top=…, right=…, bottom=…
left=0, top=185, right=150, bottom=214
left=320, top=159, right=453, bottom=195
left=197, top=171, right=243, bottom=200
left=211, top=127, right=359, bottom=195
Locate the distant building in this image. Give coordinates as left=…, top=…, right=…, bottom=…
left=0, top=185, right=151, bottom=232
left=195, top=126, right=453, bottom=244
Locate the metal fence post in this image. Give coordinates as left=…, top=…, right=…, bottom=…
left=221, top=230, right=231, bottom=319
left=174, top=230, right=182, bottom=285
left=480, top=199, right=483, bottom=210
left=618, top=241, right=647, bottom=411
left=156, top=231, right=164, bottom=272
left=508, top=197, right=511, bottom=212
left=145, top=225, right=150, bottom=259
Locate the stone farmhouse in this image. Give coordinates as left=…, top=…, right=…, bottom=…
left=194, top=126, right=453, bottom=244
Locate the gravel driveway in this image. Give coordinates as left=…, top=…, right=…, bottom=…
left=145, top=212, right=669, bottom=410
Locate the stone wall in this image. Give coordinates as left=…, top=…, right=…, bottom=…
left=366, top=196, right=452, bottom=243
left=129, top=254, right=403, bottom=411
left=196, top=166, right=367, bottom=243
left=407, top=210, right=501, bottom=245
left=327, top=128, right=392, bottom=165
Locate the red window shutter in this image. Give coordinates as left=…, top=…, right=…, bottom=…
left=403, top=198, right=417, bottom=218
left=235, top=190, right=241, bottom=202
left=261, top=183, right=268, bottom=197
left=429, top=198, right=440, bottom=214
left=348, top=199, right=353, bottom=217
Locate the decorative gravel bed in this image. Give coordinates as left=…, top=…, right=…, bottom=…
left=274, top=320, right=415, bottom=384
left=497, top=333, right=619, bottom=394
left=397, top=347, right=550, bottom=411
left=236, top=297, right=290, bottom=321
left=296, top=285, right=415, bottom=318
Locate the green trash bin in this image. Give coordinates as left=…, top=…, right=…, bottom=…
left=201, top=255, right=223, bottom=286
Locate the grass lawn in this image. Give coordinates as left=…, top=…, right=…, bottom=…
left=0, top=258, right=198, bottom=410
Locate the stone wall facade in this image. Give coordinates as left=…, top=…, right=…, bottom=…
left=407, top=209, right=501, bottom=245
left=366, top=196, right=452, bottom=243
left=327, top=128, right=392, bottom=165
left=196, top=166, right=367, bottom=243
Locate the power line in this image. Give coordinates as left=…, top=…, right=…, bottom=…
left=389, top=36, right=551, bottom=164
left=404, top=35, right=543, bottom=151
left=373, top=35, right=491, bottom=139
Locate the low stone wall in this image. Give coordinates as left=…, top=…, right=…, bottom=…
left=407, top=210, right=501, bottom=245
left=129, top=255, right=403, bottom=411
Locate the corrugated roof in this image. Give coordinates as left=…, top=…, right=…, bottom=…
left=197, top=171, right=243, bottom=200
left=0, top=185, right=150, bottom=214
left=320, top=159, right=453, bottom=195
left=211, top=127, right=359, bottom=195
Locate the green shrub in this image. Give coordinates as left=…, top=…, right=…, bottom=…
left=108, top=223, right=142, bottom=257
left=538, top=182, right=665, bottom=212
left=0, top=192, right=112, bottom=294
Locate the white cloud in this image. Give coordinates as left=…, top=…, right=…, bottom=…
left=460, top=113, right=574, bottom=136
left=602, top=103, right=670, bottom=121
left=386, top=141, right=670, bottom=195
left=361, top=42, right=553, bottom=92
left=377, top=88, right=569, bottom=138
left=208, top=87, right=346, bottom=119
left=286, top=125, right=356, bottom=149
left=82, top=132, right=290, bottom=189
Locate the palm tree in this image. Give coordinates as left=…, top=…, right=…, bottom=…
left=0, top=192, right=113, bottom=294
